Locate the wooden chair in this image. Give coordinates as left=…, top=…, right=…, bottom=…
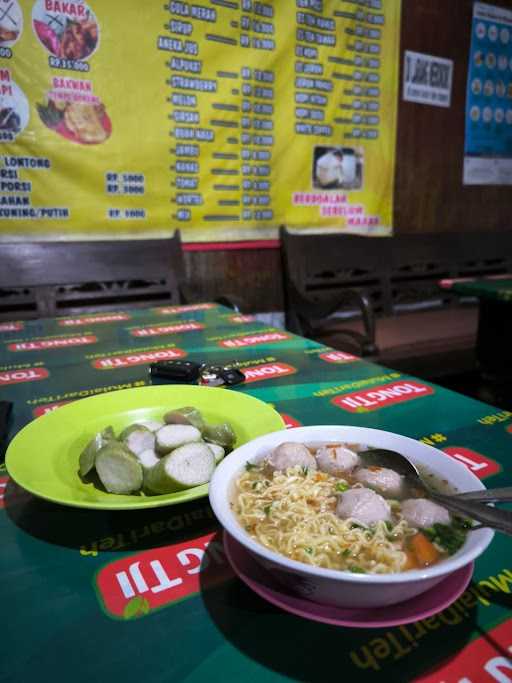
left=280, top=227, right=512, bottom=379
left=280, top=226, right=380, bottom=355
left=0, top=233, right=187, bottom=320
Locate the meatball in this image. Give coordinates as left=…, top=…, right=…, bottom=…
left=353, top=466, right=404, bottom=497
left=336, top=487, right=391, bottom=526
left=401, top=498, right=451, bottom=529
left=267, top=442, right=317, bottom=472
left=315, top=444, right=360, bottom=475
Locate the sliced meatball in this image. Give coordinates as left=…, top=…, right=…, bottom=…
left=353, top=466, right=404, bottom=497
left=401, top=498, right=451, bottom=529
left=122, top=428, right=156, bottom=456
left=135, top=420, right=164, bottom=432
left=267, top=442, right=317, bottom=472
left=336, top=487, right=391, bottom=526
left=315, top=444, right=360, bottom=475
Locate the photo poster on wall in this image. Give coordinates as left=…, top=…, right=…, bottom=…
left=464, top=2, right=512, bottom=185
left=0, top=0, right=401, bottom=243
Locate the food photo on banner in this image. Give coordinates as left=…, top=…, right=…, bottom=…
left=0, top=0, right=401, bottom=242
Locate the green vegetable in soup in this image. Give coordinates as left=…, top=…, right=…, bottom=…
left=422, top=518, right=470, bottom=555
left=335, top=482, right=349, bottom=492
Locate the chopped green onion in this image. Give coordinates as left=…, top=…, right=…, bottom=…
left=335, top=482, right=349, bottom=492
left=245, top=461, right=258, bottom=471
left=301, top=466, right=309, bottom=476
left=349, top=566, right=366, bottom=574
left=263, top=504, right=272, bottom=516
left=423, top=523, right=467, bottom=555
left=304, top=547, right=313, bottom=554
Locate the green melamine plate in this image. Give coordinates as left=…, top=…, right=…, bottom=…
left=6, top=385, right=285, bottom=510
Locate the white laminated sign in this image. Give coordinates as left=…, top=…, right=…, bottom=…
left=403, top=50, right=454, bottom=108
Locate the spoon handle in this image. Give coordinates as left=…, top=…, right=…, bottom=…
left=452, top=487, right=512, bottom=504
left=429, top=491, right=512, bottom=536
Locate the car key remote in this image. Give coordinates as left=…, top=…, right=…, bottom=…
left=149, top=360, right=200, bottom=383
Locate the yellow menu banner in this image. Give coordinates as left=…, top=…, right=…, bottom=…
left=0, top=0, right=400, bottom=242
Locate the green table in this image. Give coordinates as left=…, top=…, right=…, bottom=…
left=444, top=277, right=512, bottom=381
left=1, top=303, right=512, bottom=683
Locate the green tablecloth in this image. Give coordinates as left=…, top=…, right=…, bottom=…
left=447, top=277, right=512, bottom=302
left=1, top=304, right=511, bottom=683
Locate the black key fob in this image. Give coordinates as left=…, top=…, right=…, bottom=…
left=219, top=367, right=245, bottom=386
left=198, top=365, right=246, bottom=387
left=149, top=360, right=200, bottom=383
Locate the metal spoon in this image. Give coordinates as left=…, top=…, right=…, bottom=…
left=453, top=487, right=512, bottom=504
left=359, top=448, right=512, bottom=536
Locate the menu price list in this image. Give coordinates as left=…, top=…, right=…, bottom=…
left=160, top=0, right=277, bottom=227
left=0, top=154, right=69, bottom=219
left=291, top=0, right=387, bottom=230
left=105, top=171, right=147, bottom=220
left=294, top=0, right=383, bottom=144
left=157, top=0, right=391, bottom=231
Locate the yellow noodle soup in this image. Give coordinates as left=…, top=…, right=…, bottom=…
left=233, top=447, right=467, bottom=575
left=209, top=426, right=494, bottom=608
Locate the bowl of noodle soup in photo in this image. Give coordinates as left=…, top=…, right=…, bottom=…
left=209, top=426, right=494, bottom=608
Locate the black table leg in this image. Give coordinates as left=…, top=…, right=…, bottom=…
left=477, top=299, right=512, bottom=381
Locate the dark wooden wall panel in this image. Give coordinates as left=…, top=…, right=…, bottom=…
left=396, top=0, right=512, bottom=233
left=183, top=247, right=283, bottom=312
left=186, top=0, right=512, bottom=311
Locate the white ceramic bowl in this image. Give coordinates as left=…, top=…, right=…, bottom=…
left=209, top=425, right=494, bottom=608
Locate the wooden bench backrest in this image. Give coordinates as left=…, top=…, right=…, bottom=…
left=280, top=228, right=389, bottom=314
left=0, top=233, right=185, bottom=320
left=280, top=228, right=512, bottom=317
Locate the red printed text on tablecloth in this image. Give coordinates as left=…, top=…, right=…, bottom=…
left=92, top=347, right=186, bottom=370
left=0, top=474, right=7, bottom=509
left=0, top=366, right=49, bottom=385
left=442, top=446, right=501, bottom=479
left=95, top=532, right=233, bottom=619
left=413, top=618, right=512, bottom=683
left=58, top=313, right=131, bottom=326
left=0, top=322, right=23, bottom=332
left=130, top=322, right=204, bottom=337
left=154, top=304, right=216, bottom=315
left=229, top=314, right=256, bottom=324
left=319, top=350, right=360, bottom=364
left=281, top=414, right=302, bottom=428
left=242, top=362, right=297, bottom=383
left=32, top=401, right=71, bottom=417
left=7, top=336, right=97, bottom=351
left=219, top=332, right=291, bottom=348
left=332, top=380, right=434, bottom=413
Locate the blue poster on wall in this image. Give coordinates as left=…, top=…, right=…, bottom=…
left=464, top=2, right=512, bottom=184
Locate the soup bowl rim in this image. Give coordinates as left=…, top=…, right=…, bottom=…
left=209, top=425, right=495, bottom=585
